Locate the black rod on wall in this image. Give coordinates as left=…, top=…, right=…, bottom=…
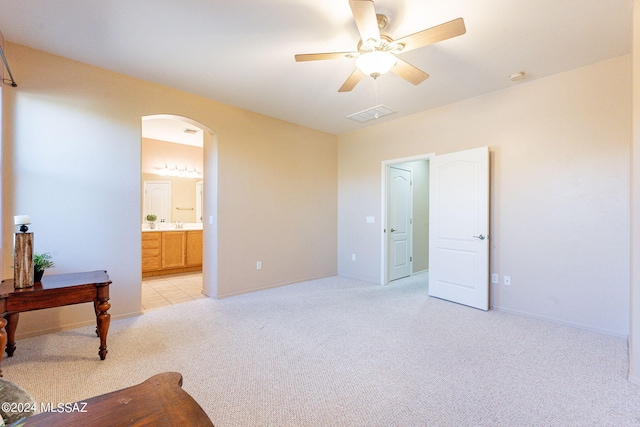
left=0, top=44, right=17, bottom=87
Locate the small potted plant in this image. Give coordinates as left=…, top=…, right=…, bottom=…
left=33, top=252, right=54, bottom=283
left=146, top=214, right=158, bottom=229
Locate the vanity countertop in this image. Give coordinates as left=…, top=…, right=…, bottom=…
left=142, top=224, right=203, bottom=232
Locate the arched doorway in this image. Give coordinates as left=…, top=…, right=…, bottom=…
left=140, top=114, right=218, bottom=309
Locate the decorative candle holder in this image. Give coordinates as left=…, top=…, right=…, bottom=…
left=13, top=215, right=34, bottom=289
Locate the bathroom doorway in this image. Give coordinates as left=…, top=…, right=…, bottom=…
left=140, top=115, right=206, bottom=310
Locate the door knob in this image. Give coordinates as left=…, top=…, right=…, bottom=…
left=390, top=228, right=397, bottom=232
left=473, top=234, right=486, bottom=240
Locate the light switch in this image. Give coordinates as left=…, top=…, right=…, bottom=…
left=366, top=216, right=375, bottom=224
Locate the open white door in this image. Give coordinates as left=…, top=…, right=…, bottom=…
left=429, top=146, right=489, bottom=310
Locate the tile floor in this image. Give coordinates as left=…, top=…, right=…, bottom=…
left=141, top=272, right=206, bottom=311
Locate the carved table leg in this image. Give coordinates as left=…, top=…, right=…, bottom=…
left=93, top=301, right=99, bottom=337
left=96, top=298, right=110, bottom=360
left=0, top=315, right=6, bottom=377
left=5, top=313, right=19, bottom=357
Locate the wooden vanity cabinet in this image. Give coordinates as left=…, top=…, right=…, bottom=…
left=186, top=231, right=203, bottom=266
left=162, top=231, right=186, bottom=269
left=142, top=230, right=202, bottom=277
left=142, top=233, right=162, bottom=272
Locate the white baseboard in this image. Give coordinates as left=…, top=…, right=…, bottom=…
left=217, top=273, right=337, bottom=299
left=491, top=305, right=628, bottom=338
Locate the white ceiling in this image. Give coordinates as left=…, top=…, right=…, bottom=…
left=141, top=116, right=204, bottom=147
left=0, top=0, right=632, bottom=135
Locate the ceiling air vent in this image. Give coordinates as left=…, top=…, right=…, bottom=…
left=184, top=128, right=198, bottom=134
left=347, top=104, right=396, bottom=123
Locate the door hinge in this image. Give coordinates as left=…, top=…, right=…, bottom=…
left=410, top=256, right=413, bottom=262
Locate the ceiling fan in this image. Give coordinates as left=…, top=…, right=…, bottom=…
left=294, top=0, right=466, bottom=92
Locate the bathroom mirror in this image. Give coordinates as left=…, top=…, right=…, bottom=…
left=141, top=136, right=203, bottom=226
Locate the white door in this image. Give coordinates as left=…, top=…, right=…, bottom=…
left=388, top=166, right=412, bottom=281
left=144, top=181, right=171, bottom=223
left=429, top=147, right=489, bottom=310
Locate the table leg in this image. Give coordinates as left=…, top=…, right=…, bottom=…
left=95, top=298, right=110, bottom=360
left=93, top=301, right=99, bottom=337
left=5, top=313, right=18, bottom=357
left=0, top=315, right=6, bottom=377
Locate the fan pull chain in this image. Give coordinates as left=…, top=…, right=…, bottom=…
left=373, top=78, right=380, bottom=118
left=374, top=78, right=378, bottom=105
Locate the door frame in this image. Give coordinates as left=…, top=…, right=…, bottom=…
left=381, top=152, right=435, bottom=284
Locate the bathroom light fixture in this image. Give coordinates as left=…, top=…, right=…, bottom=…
left=355, top=51, right=397, bottom=79
left=156, top=164, right=202, bottom=178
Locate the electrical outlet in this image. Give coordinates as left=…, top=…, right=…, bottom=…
left=256, top=261, right=262, bottom=270
left=351, top=254, right=356, bottom=261
left=491, top=274, right=499, bottom=284
left=504, top=275, right=511, bottom=286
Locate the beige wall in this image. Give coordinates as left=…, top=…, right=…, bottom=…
left=339, top=56, right=631, bottom=336
left=141, top=137, right=203, bottom=175
left=405, top=160, right=429, bottom=273
left=2, top=43, right=338, bottom=336
left=630, top=0, right=640, bottom=385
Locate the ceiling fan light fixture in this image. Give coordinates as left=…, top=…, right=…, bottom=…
left=355, top=51, right=397, bottom=79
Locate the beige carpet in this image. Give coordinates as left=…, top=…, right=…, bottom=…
left=3, top=274, right=640, bottom=426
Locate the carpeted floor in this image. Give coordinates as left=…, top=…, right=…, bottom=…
left=3, top=274, right=640, bottom=426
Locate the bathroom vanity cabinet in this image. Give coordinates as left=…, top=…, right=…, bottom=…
left=142, top=230, right=202, bottom=277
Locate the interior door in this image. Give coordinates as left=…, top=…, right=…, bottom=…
left=144, top=181, right=171, bottom=223
left=388, top=166, right=412, bottom=281
left=428, top=146, right=489, bottom=310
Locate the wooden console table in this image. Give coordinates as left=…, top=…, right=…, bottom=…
left=0, top=270, right=111, bottom=376
left=21, top=372, right=214, bottom=426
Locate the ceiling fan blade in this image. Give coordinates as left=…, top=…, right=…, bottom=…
left=295, top=52, right=358, bottom=62
left=394, top=18, right=466, bottom=53
left=349, top=0, right=380, bottom=45
left=391, top=58, right=429, bottom=85
left=339, top=69, right=365, bottom=92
